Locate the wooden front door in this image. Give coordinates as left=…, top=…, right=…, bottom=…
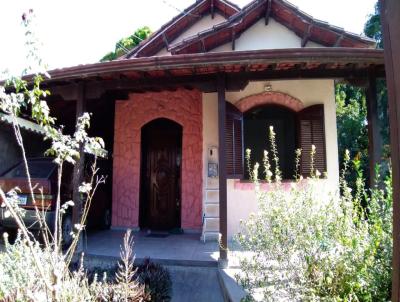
left=140, top=118, right=182, bottom=230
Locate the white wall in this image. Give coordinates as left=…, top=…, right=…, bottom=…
left=212, top=18, right=323, bottom=52
left=156, top=14, right=325, bottom=56
left=156, top=13, right=226, bottom=56
left=202, top=79, right=339, bottom=239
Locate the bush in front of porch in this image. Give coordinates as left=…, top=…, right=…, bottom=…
left=80, top=258, right=173, bottom=302
left=236, top=127, right=392, bottom=301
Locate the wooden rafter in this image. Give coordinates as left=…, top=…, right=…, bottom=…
left=162, top=33, right=169, bottom=48
left=334, top=34, right=344, bottom=47
left=301, top=23, right=313, bottom=47
left=231, top=29, right=236, bottom=50
left=201, top=39, right=206, bottom=52
left=265, top=0, right=272, bottom=25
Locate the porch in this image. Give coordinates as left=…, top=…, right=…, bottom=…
left=81, top=230, right=247, bottom=301
left=83, top=230, right=221, bottom=266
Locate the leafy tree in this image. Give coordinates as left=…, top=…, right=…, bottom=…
left=336, top=84, right=368, bottom=158
left=336, top=83, right=370, bottom=186
left=100, top=26, right=151, bottom=62
left=364, top=2, right=389, bottom=150
left=364, top=2, right=383, bottom=49
left=336, top=1, right=389, bottom=187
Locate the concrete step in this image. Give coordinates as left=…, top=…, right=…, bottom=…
left=169, top=266, right=224, bottom=302
left=218, top=268, right=247, bottom=302
left=82, top=253, right=218, bottom=268
left=206, top=190, right=219, bottom=204
left=204, top=203, right=219, bottom=217
left=201, top=231, right=220, bottom=242
left=204, top=217, right=219, bottom=232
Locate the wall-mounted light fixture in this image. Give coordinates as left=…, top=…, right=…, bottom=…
left=264, top=82, right=273, bottom=92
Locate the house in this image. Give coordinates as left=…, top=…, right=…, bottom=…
left=34, top=0, right=384, bottom=263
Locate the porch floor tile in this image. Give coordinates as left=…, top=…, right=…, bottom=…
left=84, top=230, right=220, bottom=266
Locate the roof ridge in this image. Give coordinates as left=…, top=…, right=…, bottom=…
left=121, top=0, right=240, bottom=59
left=277, top=0, right=374, bottom=41
left=168, top=0, right=375, bottom=54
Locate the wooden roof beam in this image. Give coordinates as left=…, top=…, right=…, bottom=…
left=201, top=39, right=206, bottom=52
left=268, top=63, right=278, bottom=70
left=231, top=29, right=236, bottom=51
left=162, top=33, right=169, bottom=48
left=163, top=69, right=173, bottom=77
left=334, top=34, right=344, bottom=47
left=211, top=0, right=215, bottom=19
left=265, top=0, right=272, bottom=25
left=301, top=23, right=313, bottom=47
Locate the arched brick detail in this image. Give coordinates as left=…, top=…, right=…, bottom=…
left=235, top=91, right=305, bottom=112
left=112, top=89, right=203, bottom=230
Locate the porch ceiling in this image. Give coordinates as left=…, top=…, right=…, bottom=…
left=26, top=48, right=384, bottom=94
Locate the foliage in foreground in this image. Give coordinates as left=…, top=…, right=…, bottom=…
left=336, top=2, right=389, bottom=188
left=236, top=127, right=392, bottom=301
left=85, top=258, right=172, bottom=302
left=0, top=12, right=160, bottom=302
left=0, top=231, right=149, bottom=302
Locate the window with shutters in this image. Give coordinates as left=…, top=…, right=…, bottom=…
left=225, top=102, right=243, bottom=178
left=243, top=105, right=297, bottom=180
left=297, top=104, right=327, bottom=177
left=225, top=103, right=327, bottom=180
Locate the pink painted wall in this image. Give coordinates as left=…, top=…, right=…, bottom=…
left=112, top=89, right=203, bottom=230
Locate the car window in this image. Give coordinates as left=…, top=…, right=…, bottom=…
left=3, top=161, right=56, bottom=179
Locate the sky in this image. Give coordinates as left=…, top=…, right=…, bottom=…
left=0, top=0, right=376, bottom=76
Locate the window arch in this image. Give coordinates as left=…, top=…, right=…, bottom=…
left=235, top=91, right=305, bottom=113
left=225, top=93, right=327, bottom=180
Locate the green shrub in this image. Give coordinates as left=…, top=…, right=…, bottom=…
left=136, top=258, right=172, bottom=302
left=236, top=127, right=392, bottom=301
left=81, top=258, right=172, bottom=302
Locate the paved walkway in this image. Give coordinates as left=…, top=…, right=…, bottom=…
left=84, top=230, right=220, bottom=266
left=168, top=266, right=224, bottom=302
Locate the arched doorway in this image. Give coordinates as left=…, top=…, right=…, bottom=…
left=139, top=118, right=182, bottom=230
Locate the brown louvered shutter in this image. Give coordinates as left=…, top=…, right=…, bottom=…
left=225, top=102, right=243, bottom=178
left=297, top=104, right=326, bottom=176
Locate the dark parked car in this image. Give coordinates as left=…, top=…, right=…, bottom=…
left=0, top=157, right=111, bottom=245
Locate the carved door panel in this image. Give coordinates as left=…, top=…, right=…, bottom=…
left=141, top=119, right=181, bottom=230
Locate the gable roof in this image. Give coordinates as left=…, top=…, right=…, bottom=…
left=165, top=0, right=376, bottom=55
left=122, top=0, right=240, bottom=58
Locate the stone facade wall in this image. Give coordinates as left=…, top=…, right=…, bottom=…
left=112, top=89, right=203, bottom=230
